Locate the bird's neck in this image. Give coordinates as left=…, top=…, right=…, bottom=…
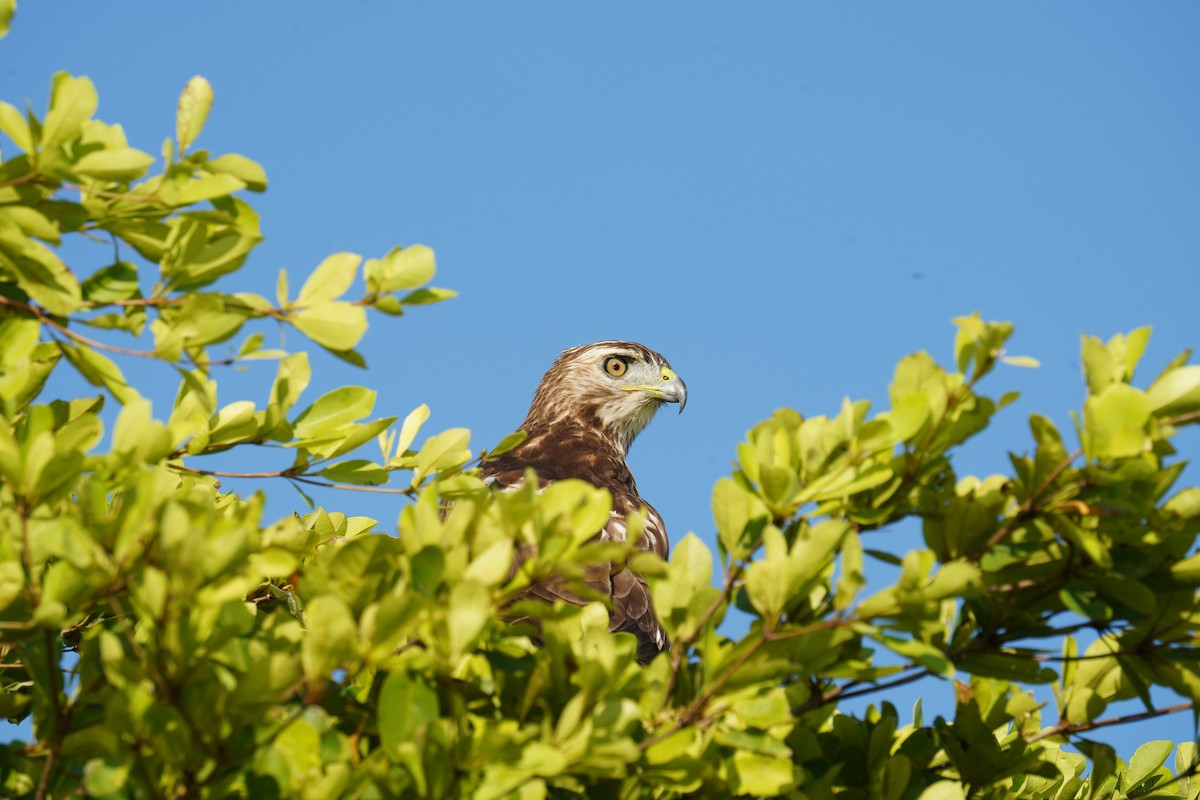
left=507, top=415, right=639, bottom=493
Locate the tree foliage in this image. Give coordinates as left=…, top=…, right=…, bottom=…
left=2, top=46, right=1200, bottom=800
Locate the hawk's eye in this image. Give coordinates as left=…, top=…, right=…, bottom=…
left=604, top=357, right=628, bottom=377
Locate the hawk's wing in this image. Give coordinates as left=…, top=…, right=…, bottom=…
left=484, top=466, right=670, bottom=662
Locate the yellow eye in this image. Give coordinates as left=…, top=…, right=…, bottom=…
left=604, top=357, right=628, bottom=377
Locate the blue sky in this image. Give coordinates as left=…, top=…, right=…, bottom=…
left=4, top=2, right=1199, bottom=758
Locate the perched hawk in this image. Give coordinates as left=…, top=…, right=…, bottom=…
left=482, top=341, right=687, bottom=663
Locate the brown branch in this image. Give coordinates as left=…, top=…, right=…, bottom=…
left=3, top=293, right=287, bottom=370
left=171, top=463, right=415, bottom=496
left=291, top=475, right=415, bottom=496
left=833, top=666, right=933, bottom=704
left=62, top=181, right=165, bottom=204
left=983, top=448, right=1083, bottom=551
left=791, top=662, right=930, bottom=717
left=17, top=503, right=39, bottom=606
left=80, top=297, right=183, bottom=309
left=1165, top=409, right=1200, bottom=427
left=172, top=463, right=300, bottom=480
left=80, top=295, right=289, bottom=321
left=105, top=593, right=220, bottom=763
left=660, top=560, right=747, bottom=710
left=0, top=172, right=41, bottom=190
left=0, top=295, right=163, bottom=360
left=33, top=631, right=67, bottom=800
left=1025, top=701, right=1194, bottom=744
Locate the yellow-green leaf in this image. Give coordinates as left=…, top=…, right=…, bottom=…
left=1083, top=383, right=1150, bottom=459
left=291, top=301, right=367, bottom=351
left=298, top=252, right=362, bottom=305
left=176, top=75, right=214, bottom=153
left=292, top=386, right=375, bottom=439
left=42, top=73, right=98, bottom=150
left=206, top=153, right=267, bottom=191
left=72, top=147, right=154, bottom=181
left=0, top=101, right=32, bottom=152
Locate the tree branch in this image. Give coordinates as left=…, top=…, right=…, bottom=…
left=1026, top=701, right=1194, bottom=744
left=171, top=463, right=415, bottom=495
left=983, top=449, right=1082, bottom=551
left=33, top=631, right=67, bottom=800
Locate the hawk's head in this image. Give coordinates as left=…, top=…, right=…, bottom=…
left=525, top=341, right=687, bottom=454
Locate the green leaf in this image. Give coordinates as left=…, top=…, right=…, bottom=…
left=726, top=751, right=793, bottom=796
left=834, top=528, right=864, bottom=610
left=316, top=460, right=387, bottom=485
left=888, top=392, right=932, bottom=443
left=1000, top=355, right=1040, bottom=368
left=1081, top=328, right=1152, bottom=395
left=0, top=561, right=24, bottom=612
left=463, top=539, right=515, bottom=587
left=874, top=634, right=954, bottom=677
left=175, top=173, right=245, bottom=205
left=83, top=757, right=131, bottom=796
left=291, top=301, right=368, bottom=351
left=713, top=476, right=768, bottom=559
left=485, top=429, right=527, bottom=459
left=81, top=261, right=139, bottom=303
left=42, top=73, right=98, bottom=150
left=300, top=595, right=358, bottom=679
left=378, top=671, right=439, bottom=758
left=1170, top=550, right=1200, bottom=582
left=1127, top=741, right=1173, bottom=789
left=207, top=400, right=259, bottom=445
left=0, top=101, right=33, bottom=153
left=72, top=147, right=154, bottom=181
left=413, top=427, right=472, bottom=483
left=159, top=217, right=260, bottom=291
left=176, top=75, right=214, bottom=153
left=58, top=340, right=137, bottom=403
left=1147, top=364, right=1200, bottom=417
left=0, top=228, right=83, bottom=314
left=112, top=396, right=172, bottom=462
left=743, top=528, right=791, bottom=623
left=394, top=403, right=430, bottom=456
left=297, top=252, right=362, bottom=305
left=364, top=244, right=436, bottom=295
left=292, top=386, right=375, bottom=439
left=446, top=580, right=490, bottom=658
left=266, top=352, right=310, bottom=434
left=916, top=783, right=966, bottom=800
left=400, top=286, right=457, bottom=305
left=1083, top=384, right=1150, bottom=459
left=207, top=153, right=268, bottom=191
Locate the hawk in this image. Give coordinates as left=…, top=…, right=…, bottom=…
left=482, top=341, right=687, bottom=663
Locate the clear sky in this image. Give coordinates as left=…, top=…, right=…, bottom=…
left=4, top=1, right=1198, bottom=759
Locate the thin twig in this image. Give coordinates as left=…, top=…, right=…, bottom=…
left=171, top=463, right=415, bottom=496
left=0, top=172, right=40, bottom=190
left=791, top=663, right=930, bottom=716
left=0, top=295, right=162, bottom=360
left=983, top=449, right=1082, bottom=551
left=33, top=631, right=66, bottom=800
left=172, top=464, right=300, bottom=480
left=1165, top=409, right=1200, bottom=427
left=291, top=475, right=415, bottom=496
left=1025, top=701, right=1194, bottom=744
left=62, top=181, right=164, bottom=204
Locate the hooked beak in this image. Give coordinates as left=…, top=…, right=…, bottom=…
left=657, top=368, right=687, bottom=413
